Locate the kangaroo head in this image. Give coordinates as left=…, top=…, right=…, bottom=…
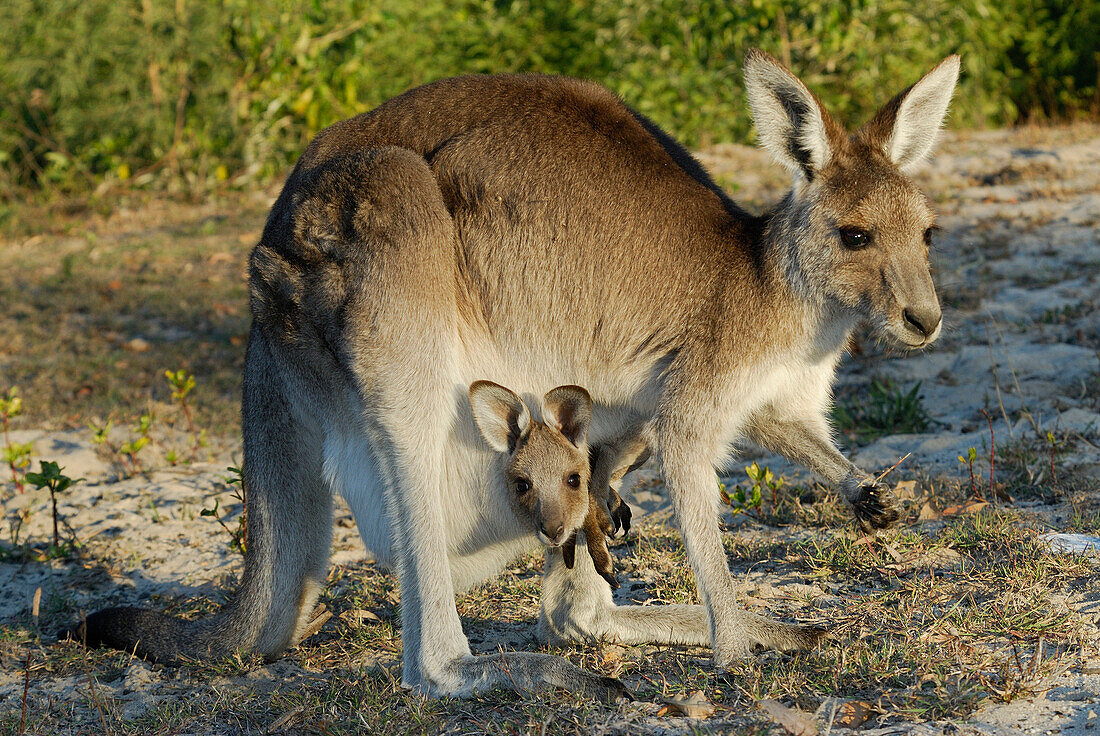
left=744, top=49, right=960, bottom=348
left=469, top=381, right=592, bottom=547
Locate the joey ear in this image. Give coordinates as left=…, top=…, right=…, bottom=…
left=743, top=48, right=841, bottom=180
left=469, top=381, right=531, bottom=454
left=542, top=385, right=591, bottom=448
left=859, top=55, right=960, bottom=173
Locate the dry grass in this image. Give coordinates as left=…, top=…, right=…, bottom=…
left=0, top=192, right=268, bottom=436
left=2, top=486, right=1095, bottom=735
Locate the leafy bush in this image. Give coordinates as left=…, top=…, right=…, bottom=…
left=1, top=0, right=1096, bottom=195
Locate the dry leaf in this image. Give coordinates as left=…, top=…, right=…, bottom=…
left=759, top=699, right=818, bottom=735
left=124, top=337, right=150, bottom=352
left=266, top=705, right=305, bottom=733
left=340, top=609, right=381, bottom=624
left=658, top=690, right=715, bottom=719
left=818, top=698, right=876, bottom=728
left=894, top=480, right=918, bottom=499
left=881, top=541, right=904, bottom=563
left=942, top=500, right=989, bottom=516
left=917, top=501, right=941, bottom=521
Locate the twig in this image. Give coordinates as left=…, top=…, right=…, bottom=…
left=823, top=696, right=839, bottom=736
left=84, top=668, right=111, bottom=734
left=1048, top=433, right=1058, bottom=486
left=987, top=314, right=1038, bottom=436
left=981, top=409, right=1002, bottom=505
left=495, top=645, right=524, bottom=696
left=985, top=328, right=1015, bottom=441
left=873, top=453, right=912, bottom=485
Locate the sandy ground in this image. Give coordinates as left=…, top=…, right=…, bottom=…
left=1, top=123, right=1099, bottom=734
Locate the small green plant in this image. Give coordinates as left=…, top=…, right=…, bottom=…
left=165, top=369, right=206, bottom=460
left=958, top=446, right=980, bottom=498
left=202, top=466, right=248, bottom=555
left=833, top=378, right=930, bottom=441
left=720, top=479, right=761, bottom=514
left=24, top=460, right=83, bottom=552
left=746, top=461, right=785, bottom=509
left=118, top=412, right=154, bottom=474
left=1, top=387, right=32, bottom=493
left=721, top=462, right=786, bottom=516
left=89, top=419, right=113, bottom=448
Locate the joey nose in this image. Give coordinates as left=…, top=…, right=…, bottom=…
left=540, top=522, right=564, bottom=543
left=902, top=306, right=941, bottom=339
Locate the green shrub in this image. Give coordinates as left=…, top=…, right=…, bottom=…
left=1, top=0, right=1096, bottom=195
left=833, top=378, right=931, bottom=442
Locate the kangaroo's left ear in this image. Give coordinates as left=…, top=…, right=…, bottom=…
left=859, top=55, right=961, bottom=173
left=543, top=385, right=591, bottom=448
left=743, top=48, right=845, bottom=181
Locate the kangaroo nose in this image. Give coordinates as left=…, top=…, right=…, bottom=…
left=540, top=522, right=564, bottom=543
left=903, top=306, right=941, bottom=339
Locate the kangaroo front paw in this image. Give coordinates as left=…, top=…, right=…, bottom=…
left=850, top=480, right=901, bottom=532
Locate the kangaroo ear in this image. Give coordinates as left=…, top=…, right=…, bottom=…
left=859, top=55, right=960, bottom=173
left=543, top=385, right=591, bottom=448
left=469, top=381, right=531, bottom=454
left=744, top=48, right=841, bottom=180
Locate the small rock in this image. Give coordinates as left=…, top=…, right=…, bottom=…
left=124, top=337, right=150, bottom=352
left=1040, top=534, right=1100, bottom=557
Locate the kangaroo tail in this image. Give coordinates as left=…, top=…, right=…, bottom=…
left=63, top=608, right=228, bottom=663
left=64, top=323, right=334, bottom=664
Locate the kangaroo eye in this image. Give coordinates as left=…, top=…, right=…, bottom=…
left=515, top=478, right=531, bottom=495
left=923, top=227, right=934, bottom=246
left=839, top=227, right=872, bottom=250
left=566, top=473, right=581, bottom=488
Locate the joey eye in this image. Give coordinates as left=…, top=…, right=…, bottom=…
left=515, top=478, right=531, bottom=495
left=566, top=473, right=581, bottom=489
left=923, top=227, right=934, bottom=247
left=839, top=227, right=872, bottom=250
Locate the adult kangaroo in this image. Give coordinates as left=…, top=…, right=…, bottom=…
left=74, top=50, right=959, bottom=698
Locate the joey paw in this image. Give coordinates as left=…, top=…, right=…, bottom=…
left=608, top=499, right=631, bottom=537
